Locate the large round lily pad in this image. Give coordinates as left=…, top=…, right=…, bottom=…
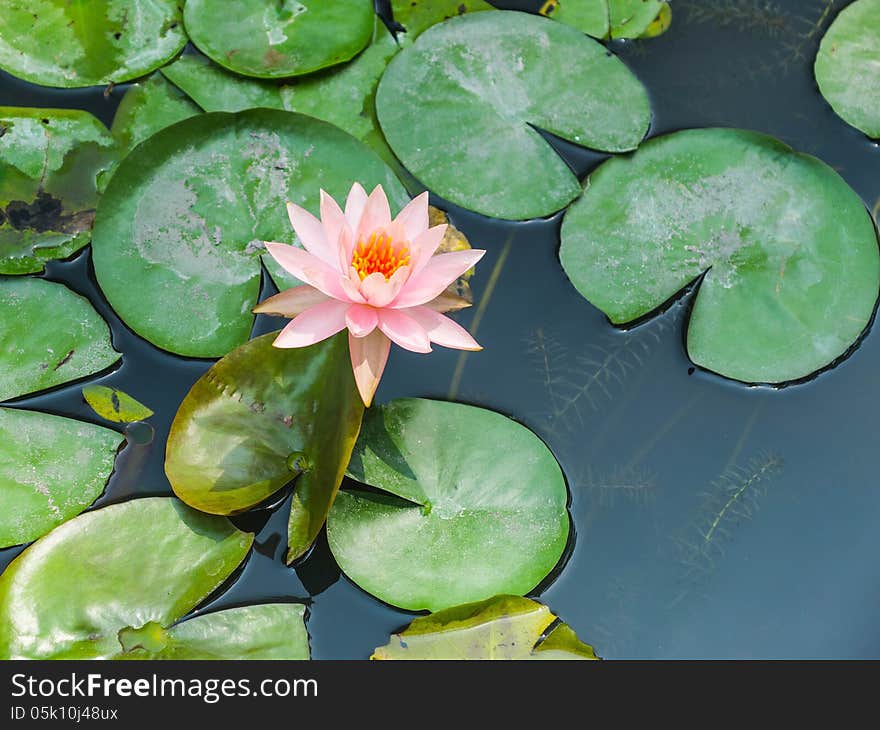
left=0, top=107, right=117, bottom=275
left=559, top=128, right=880, bottom=384
left=560, top=129, right=880, bottom=383
left=373, top=595, right=598, bottom=660
left=0, top=407, right=123, bottom=548
left=0, top=278, right=119, bottom=402
left=0, top=0, right=187, bottom=88
left=815, top=0, right=880, bottom=139
left=375, top=11, right=651, bottom=220
left=184, top=0, right=374, bottom=79
left=0, top=497, right=308, bottom=659
left=91, top=109, right=407, bottom=358
left=327, top=398, right=570, bottom=612
left=166, top=332, right=364, bottom=563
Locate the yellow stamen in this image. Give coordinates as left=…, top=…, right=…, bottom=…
left=351, top=230, right=411, bottom=281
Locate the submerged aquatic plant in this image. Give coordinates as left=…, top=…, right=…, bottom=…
left=673, top=451, right=783, bottom=602
left=257, top=183, right=485, bottom=406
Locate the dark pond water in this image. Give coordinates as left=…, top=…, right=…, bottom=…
left=3, top=0, right=880, bottom=659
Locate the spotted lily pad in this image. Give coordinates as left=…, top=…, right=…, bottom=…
left=0, top=497, right=308, bottom=659
left=0, top=108, right=117, bottom=275
left=91, top=109, right=407, bottom=358
left=376, top=11, right=651, bottom=220
left=373, top=595, right=598, bottom=660
left=0, top=0, right=187, bottom=88
left=815, top=0, right=880, bottom=139
left=559, top=128, right=880, bottom=384
left=541, top=0, right=672, bottom=40
left=165, top=332, right=364, bottom=563
left=0, top=278, right=119, bottom=402
left=110, top=74, right=201, bottom=153
left=327, top=398, right=570, bottom=612
left=82, top=385, right=154, bottom=423
left=0, top=407, right=123, bottom=548
left=183, top=0, right=374, bottom=79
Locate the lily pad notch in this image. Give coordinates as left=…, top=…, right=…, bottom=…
left=559, top=128, right=880, bottom=385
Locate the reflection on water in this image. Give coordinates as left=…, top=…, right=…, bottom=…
left=2, top=0, right=880, bottom=658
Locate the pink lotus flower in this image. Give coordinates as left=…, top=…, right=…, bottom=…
left=256, top=183, right=485, bottom=406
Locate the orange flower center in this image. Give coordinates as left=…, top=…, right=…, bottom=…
left=351, top=231, right=411, bottom=281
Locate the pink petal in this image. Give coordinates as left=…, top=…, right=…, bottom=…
left=355, top=185, right=393, bottom=243
left=407, top=306, right=482, bottom=351
left=253, top=285, right=329, bottom=316
left=272, top=299, right=349, bottom=348
left=392, top=249, right=486, bottom=309
left=359, top=266, right=410, bottom=308
left=394, top=191, right=430, bottom=242
left=339, top=274, right=366, bottom=304
left=345, top=183, right=368, bottom=232
left=346, top=303, right=379, bottom=338
left=349, top=330, right=391, bottom=407
left=378, top=309, right=432, bottom=353
left=286, top=202, right=337, bottom=269
left=409, top=224, right=447, bottom=276
left=264, top=242, right=349, bottom=301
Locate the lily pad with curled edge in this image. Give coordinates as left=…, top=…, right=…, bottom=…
left=540, top=0, right=672, bottom=40
left=184, top=0, right=374, bottom=80
left=0, top=0, right=187, bottom=88
left=0, top=107, right=118, bottom=275
left=0, top=497, right=309, bottom=660
left=91, top=109, right=407, bottom=358
left=376, top=11, right=651, bottom=221
left=165, top=332, right=364, bottom=563
left=0, top=407, right=123, bottom=548
left=814, top=0, right=880, bottom=139
left=0, top=278, right=120, bottom=402
left=110, top=74, right=201, bottom=153
left=327, top=398, right=570, bottom=612
left=373, top=595, right=598, bottom=660
left=559, top=128, right=880, bottom=384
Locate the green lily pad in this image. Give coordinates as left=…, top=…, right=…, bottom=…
left=0, top=107, right=117, bottom=275
left=111, top=74, right=201, bottom=153
left=327, top=398, right=570, bottom=612
left=117, top=604, right=309, bottom=660
left=815, top=0, right=880, bottom=139
left=0, top=0, right=187, bottom=88
left=91, top=108, right=407, bottom=358
left=375, top=11, right=651, bottom=220
left=82, top=385, right=154, bottom=423
left=541, top=0, right=671, bottom=40
left=0, top=497, right=296, bottom=659
left=183, top=0, right=374, bottom=79
left=372, top=595, right=598, bottom=660
left=0, top=407, right=123, bottom=548
left=165, top=332, right=364, bottom=563
left=559, top=128, right=880, bottom=384
left=0, top=278, right=119, bottom=402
